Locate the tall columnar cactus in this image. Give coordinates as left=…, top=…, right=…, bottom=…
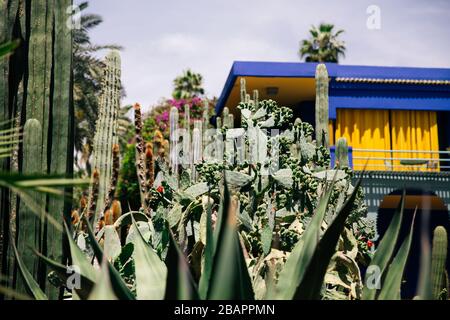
left=240, top=78, right=247, bottom=103
left=192, top=127, right=202, bottom=182
left=46, top=0, right=74, bottom=299
left=91, top=51, right=122, bottom=220
left=315, top=64, right=329, bottom=148
left=335, top=137, right=349, bottom=168
left=202, top=100, right=209, bottom=147
left=431, top=226, right=448, bottom=299
left=170, top=106, right=179, bottom=184
left=253, top=90, right=259, bottom=109
left=134, top=103, right=149, bottom=213
left=26, top=0, right=54, bottom=167
left=16, top=119, right=44, bottom=293
left=183, top=104, right=191, bottom=166
left=144, top=142, right=154, bottom=210
left=104, top=144, right=120, bottom=211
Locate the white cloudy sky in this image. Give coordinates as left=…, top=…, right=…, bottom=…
left=82, top=0, right=450, bottom=110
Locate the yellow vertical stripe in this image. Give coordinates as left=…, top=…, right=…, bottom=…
left=390, top=110, right=439, bottom=172
left=335, top=109, right=391, bottom=170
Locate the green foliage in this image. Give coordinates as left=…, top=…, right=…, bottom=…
left=299, top=23, right=346, bottom=63
left=172, top=69, right=205, bottom=99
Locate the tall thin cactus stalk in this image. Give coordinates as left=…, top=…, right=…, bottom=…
left=183, top=104, right=191, bottom=167
left=16, top=119, right=44, bottom=293
left=134, top=103, right=149, bottom=213
left=170, top=107, right=179, bottom=186
left=335, top=137, right=349, bottom=168
left=192, top=125, right=202, bottom=182
left=91, top=51, right=122, bottom=221
left=431, top=226, right=448, bottom=299
left=202, top=100, right=209, bottom=147
left=46, top=0, right=74, bottom=299
left=315, top=64, right=329, bottom=148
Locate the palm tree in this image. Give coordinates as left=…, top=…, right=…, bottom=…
left=299, top=23, right=346, bottom=63
left=73, top=2, right=122, bottom=174
left=172, top=69, right=205, bottom=99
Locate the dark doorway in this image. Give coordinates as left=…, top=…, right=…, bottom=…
left=376, top=189, right=450, bottom=299
left=295, top=100, right=315, bottom=128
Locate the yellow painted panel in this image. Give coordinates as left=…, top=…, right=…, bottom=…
left=390, top=110, right=439, bottom=172
left=225, top=77, right=316, bottom=118
left=335, top=109, right=391, bottom=171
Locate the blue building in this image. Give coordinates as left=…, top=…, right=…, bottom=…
left=216, top=61, right=450, bottom=216
left=215, top=61, right=450, bottom=297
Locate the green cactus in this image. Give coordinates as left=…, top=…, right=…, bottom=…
left=240, top=78, right=247, bottom=103
left=26, top=0, right=54, bottom=167
left=134, top=103, right=150, bottom=213
left=16, top=119, right=45, bottom=294
left=183, top=104, right=191, bottom=167
left=91, top=50, right=122, bottom=220
left=315, top=64, right=329, bottom=148
left=431, top=226, right=448, bottom=299
left=169, top=106, right=180, bottom=186
left=46, top=0, right=73, bottom=299
left=335, top=137, right=349, bottom=168
left=202, top=100, right=210, bottom=147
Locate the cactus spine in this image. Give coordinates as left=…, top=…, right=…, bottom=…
left=335, top=137, right=349, bottom=168
left=91, top=51, right=122, bottom=221
left=315, top=64, right=329, bottom=148
left=16, top=119, right=44, bottom=293
left=431, top=226, right=448, bottom=299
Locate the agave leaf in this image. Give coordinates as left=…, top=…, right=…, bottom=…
left=113, top=211, right=149, bottom=228
left=164, top=230, right=199, bottom=300
left=32, top=249, right=94, bottom=300
left=63, top=222, right=97, bottom=282
left=11, top=239, right=47, bottom=300
left=0, top=285, right=32, bottom=300
left=362, top=190, right=405, bottom=300
left=294, top=179, right=362, bottom=299
left=208, top=183, right=254, bottom=300
left=272, top=178, right=335, bottom=299
left=82, top=216, right=135, bottom=300
left=378, top=211, right=416, bottom=300
left=0, top=40, right=20, bottom=58
left=88, top=257, right=118, bottom=300
left=131, top=216, right=167, bottom=300
left=104, top=226, right=122, bottom=262
left=198, top=191, right=214, bottom=299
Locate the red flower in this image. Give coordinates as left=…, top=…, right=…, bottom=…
left=367, top=240, right=373, bottom=248
left=157, top=186, right=164, bottom=193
